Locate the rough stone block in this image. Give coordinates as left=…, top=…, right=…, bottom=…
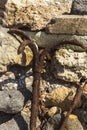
left=0, top=0, right=71, bottom=30
left=46, top=15, right=87, bottom=35
left=51, top=48, right=87, bottom=83
left=0, top=26, right=33, bottom=73
left=71, top=0, right=87, bottom=15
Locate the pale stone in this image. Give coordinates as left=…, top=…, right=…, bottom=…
left=46, top=15, right=87, bottom=35
left=47, top=106, right=58, bottom=117
left=0, top=111, right=30, bottom=130
left=66, top=114, right=83, bottom=130
left=51, top=48, right=87, bottom=83
left=0, top=0, right=71, bottom=30
left=26, top=31, right=87, bottom=50
left=0, top=26, right=33, bottom=73
left=0, top=26, right=87, bottom=73
left=0, top=90, right=25, bottom=113
left=0, top=68, right=33, bottom=91
left=45, top=86, right=76, bottom=110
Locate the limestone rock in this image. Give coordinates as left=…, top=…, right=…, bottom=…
left=43, top=113, right=61, bottom=130
left=43, top=114, right=83, bottom=130
left=0, top=112, right=30, bottom=130
left=0, top=90, right=25, bottom=113
left=45, top=86, right=76, bottom=110
left=46, top=15, right=87, bottom=35
left=0, top=100, right=40, bottom=130
left=0, top=0, right=71, bottom=30
left=71, top=0, right=87, bottom=15
left=0, top=66, right=33, bottom=93
left=47, top=106, right=58, bottom=117
left=0, top=26, right=33, bottom=73
left=0, top=25, right=87, bottom=73
left=66, top=114, right=83, bottom=130
left=51, top=49, right=87, bottom=83
left=26, top=31, right=87, bottom=49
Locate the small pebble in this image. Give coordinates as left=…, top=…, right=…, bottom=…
left=47, top=106, right=61, bottom=117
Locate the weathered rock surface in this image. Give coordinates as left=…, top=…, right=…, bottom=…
left=46, top=15, right=87, bottom=35
left=47, top=106, right=59, bottom=117
left=71, top=0, right=87, bottom=15
left=51, top=49, right=87, bottom=83
left=1, top=25, right=87, bottom=73
left=45, top=86, right=76, bottom=110
left=43, top=113, right=61, bottom=130
left=0, top=112, right=30, bottom=130
left=0, top=26, right=33, bottom=73
left=0, top=94, right=40, bottom=130
left=26, top=31, right=87, bottom=49
left=0, top=0, right=71, bottom=30
left=0, top=90, right=25, bottom=113
left=66, top=114, right=83, bottom=130
left=0, top=66, right=33, bottom=91
left=44, top=113, right=83, bottom=130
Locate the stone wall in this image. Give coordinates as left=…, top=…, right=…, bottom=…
left=0, top=0, right=87, bottom=130
left=0, top=0, right=72, bottom=30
